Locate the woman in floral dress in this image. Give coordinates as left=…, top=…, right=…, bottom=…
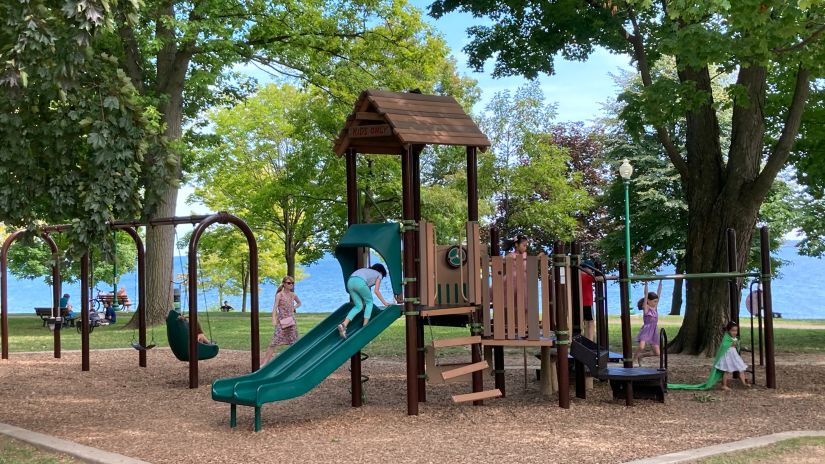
left=263, top=276, right=301, bottom=365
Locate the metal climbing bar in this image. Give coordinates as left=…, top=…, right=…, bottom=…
left=604, top=271, right=760, bottom=282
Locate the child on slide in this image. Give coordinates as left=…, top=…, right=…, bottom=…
left=716, top=321, right=751, bottom=390
left=669, top=321, right=751, bottom=391
left=338, top=263, right=396, bottom=339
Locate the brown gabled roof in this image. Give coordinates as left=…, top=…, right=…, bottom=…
left=333, top=90, right=490, bottom=156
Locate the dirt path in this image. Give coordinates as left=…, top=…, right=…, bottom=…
left=1, top=350, right=824, bottom=464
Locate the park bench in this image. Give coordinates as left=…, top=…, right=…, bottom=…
left=96, top=292, right=132, bottom=311
left=34, top=307, right=77, bottom=328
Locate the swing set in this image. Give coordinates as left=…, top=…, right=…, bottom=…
left=0, top=212, right=261, bottom=389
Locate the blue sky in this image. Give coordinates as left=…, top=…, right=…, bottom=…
left=176, top=1, right=635, bottom=217
left=408, top=0, right=634, bottom=120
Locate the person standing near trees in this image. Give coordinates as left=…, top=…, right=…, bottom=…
left=263, top=276, right=301, bottom=365
left=580, top=267, right=595, bottom=341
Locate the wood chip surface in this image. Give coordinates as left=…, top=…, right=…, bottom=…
left=1, top=349, right=824, bottom=464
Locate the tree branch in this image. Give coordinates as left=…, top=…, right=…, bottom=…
left=773, top=23, right=825, bottom=54
left=750, top=66, right=811, bottom=199
left=627, top=10, right=689, bottom=181
left=117, top=21, right=144, bottom=91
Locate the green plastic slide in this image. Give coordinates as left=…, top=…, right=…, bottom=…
left=212, top=303, right=401, bottom=411
left=668, top=333, right=734, bottom=390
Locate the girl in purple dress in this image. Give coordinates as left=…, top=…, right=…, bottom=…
left=634, top=280, right=662, bottom=367
left=263, top=276, right=302, bottom=365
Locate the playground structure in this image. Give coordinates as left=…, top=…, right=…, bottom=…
left=0, top=212, right=262, bottom=387
left=0, top=90, right=780, bottom=433
left=210, top=90, right=779, bottom=430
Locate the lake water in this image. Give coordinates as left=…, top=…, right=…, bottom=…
left=5, top=241, right=822, bottom=319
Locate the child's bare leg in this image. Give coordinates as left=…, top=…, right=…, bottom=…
left=739, top=371, right=750, bottom=387
left=721, top=372, right=731, bottom=390
left=635, top=341, right=647, bottom=366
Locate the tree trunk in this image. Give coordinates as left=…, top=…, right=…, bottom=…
left=670, top=205, right=758, bottom=355
left=668, top=258, right=684, bottom=316
left=285, top=239, right=296, bottom=278
left=667, top=64, right=766, bottom=355
left=143, top=107, right=182, bottom=325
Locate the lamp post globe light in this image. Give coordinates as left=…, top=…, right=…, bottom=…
left=619, top=159, right=633, bottom=313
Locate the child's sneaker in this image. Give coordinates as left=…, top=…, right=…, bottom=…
left=337, top=324, right=347, bottom=339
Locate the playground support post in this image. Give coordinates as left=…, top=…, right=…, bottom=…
left=570, top=241, right=586, bottom=399
left=726, top=229, right=739, bottom=325
left=111, top=230, right=120, bottom=311
left=618, top=261, right=633, bottom=368
left=594, top=262, right=609, bottom=350
left=45, top=232, right=61, bottom=359
left=467, top=145, right=484, bottom=405
left=553, top=241, right=570, bottom=409
left=489, top=226, right=506, bottom=397
left=401, top=146, right=419, bottom=415
left=414, top=146, right=426, bottom=404
left=81, top=253, right=90, bottom=371
left=117, top=226, right=147, bottom=367
left=760, top=226, right=776, bottom=388
left=345, top=148, right=363, bottom=408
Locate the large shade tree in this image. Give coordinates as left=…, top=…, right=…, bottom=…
left=1, top=0, right=170, bottom=252
left=4, top=0, right=470, bottom=325
left=430, top=0, right=825, bottom=354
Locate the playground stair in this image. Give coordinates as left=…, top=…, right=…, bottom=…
left=441, top=361, right=489, bottom=380
left=420, top=306, right=476, bottom=317
left=428, top=335, right=501, bottom=403
left=452, top=389, right=502, bottom=403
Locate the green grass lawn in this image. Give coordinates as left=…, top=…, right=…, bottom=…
left=696, top=437, right=825, bottom=464
left=0, top=436, right=79, bottom=464
left=4, top=311, right=824, bottom=357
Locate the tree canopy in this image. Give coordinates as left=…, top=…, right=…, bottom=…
left=0, top=0, right=171, bottom=252
left=429, top=0, right=825, bottom=354
left=480, top=83, right=593, bottom=250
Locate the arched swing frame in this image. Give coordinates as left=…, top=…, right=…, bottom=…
left=1, top=230, right=62, bottom=360
left=186, top=211, right=260, bottom=389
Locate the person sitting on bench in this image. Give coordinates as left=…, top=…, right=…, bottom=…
left=104, top=301, right=117, bottom=324
left=59, top=294, right=76, bottom=319
left=117, top=287, right=132, bottom=311
left=220, top=300, right=234, bottom=312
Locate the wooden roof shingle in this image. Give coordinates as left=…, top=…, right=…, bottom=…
left=333, top=90, right=490, bottom=156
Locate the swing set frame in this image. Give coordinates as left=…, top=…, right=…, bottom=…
left=0, top=212, right=261, bottom=389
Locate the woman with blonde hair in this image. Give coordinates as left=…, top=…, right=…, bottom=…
left=263, top=276, right=301, bottom=365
